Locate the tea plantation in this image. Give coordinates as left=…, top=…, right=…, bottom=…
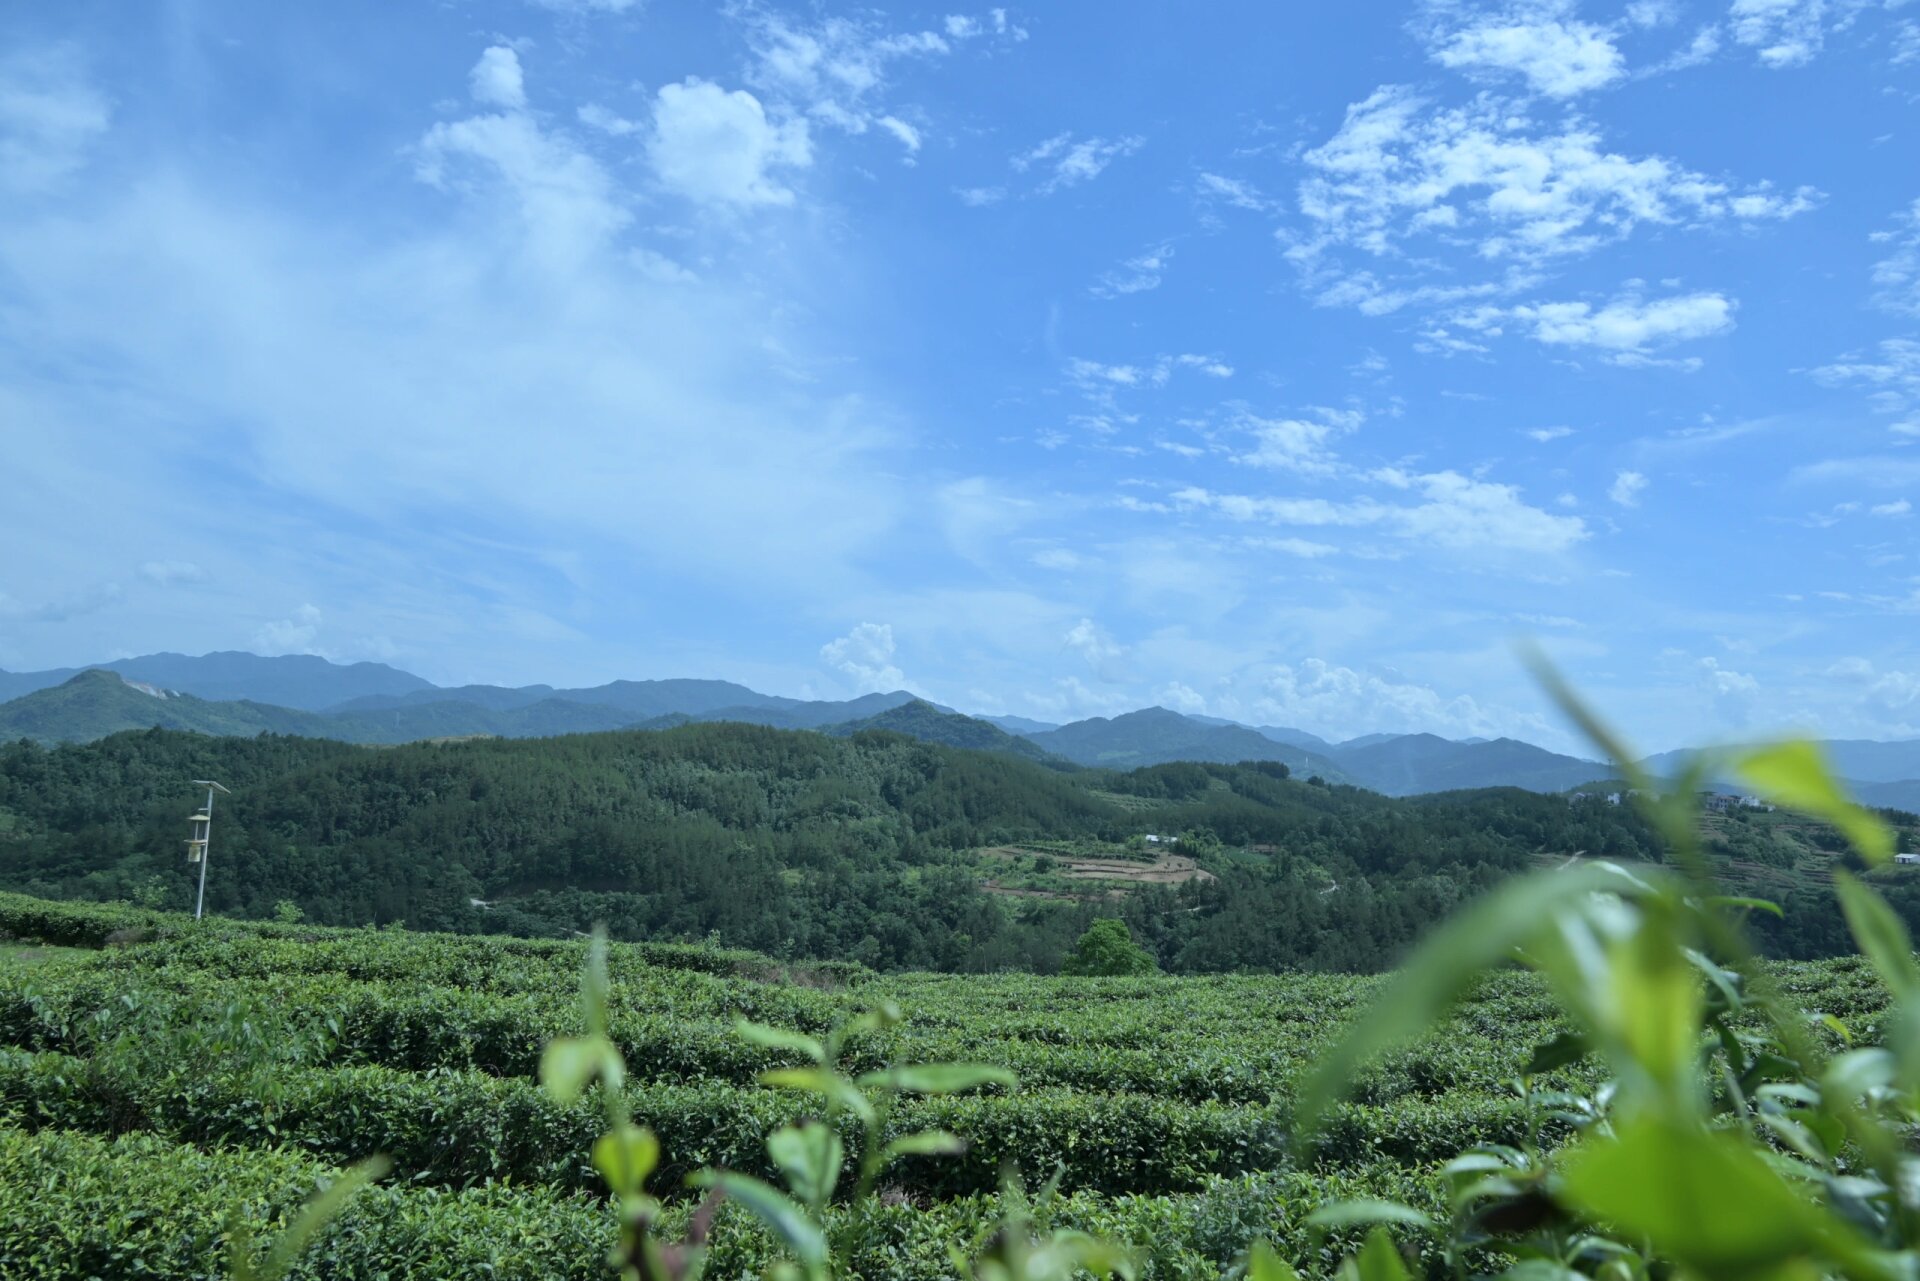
left=0, top=890, right=1892, bottom=1279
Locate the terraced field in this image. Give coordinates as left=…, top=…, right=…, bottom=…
left=0, top=891, right=1890, bottom=1278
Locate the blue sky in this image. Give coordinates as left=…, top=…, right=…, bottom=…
left=1, top=0, right=1916, bottom=751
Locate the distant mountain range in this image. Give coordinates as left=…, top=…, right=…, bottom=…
left=3, top=650, right=1918, bottom=807
left=0, top=650, right=432, bottom=710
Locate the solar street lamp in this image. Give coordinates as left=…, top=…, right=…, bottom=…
left=186, top=779, right=231, bottom=921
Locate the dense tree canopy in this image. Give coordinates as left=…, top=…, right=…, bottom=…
left=1, top=721, right=1846, bottom=974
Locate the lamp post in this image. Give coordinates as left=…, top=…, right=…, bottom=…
left=186, top=779, right=231, bottom=921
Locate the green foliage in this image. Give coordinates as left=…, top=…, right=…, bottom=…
left=1300, top=667, right=1920, bottom=1281
left=822, top=702, right=1066, bottom=768
left=0, top=719, right=1704, bottom=975
left=1059, top=920, right=1158, bottom=977
left=6, top=663, right=1920, bottom=1281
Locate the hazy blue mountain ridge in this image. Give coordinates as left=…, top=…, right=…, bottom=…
left=0, top=651, right=431, bottom=710
left=5, top=651, right=1920, bottom=805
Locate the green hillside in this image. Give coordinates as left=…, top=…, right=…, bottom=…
left=0, top=670, right=335, bottom=743
left=0, top=721, right=1688, bottom=973
left=822, top=699, right=1066, bottom=766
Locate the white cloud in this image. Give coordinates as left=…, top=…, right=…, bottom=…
left=876, top=114, right=921, bottom=155
left=1288, top=86, right=1818, bottom=297
left=416, top=62, right=630, bottom=269
left=738, top=10, right=970, bottom=145
left=1233, top=408, right=1357, bottom=475
left=1729, top=0, right=1827, bottom=66
left=1195, top=172, right=1277, bottom=211
left=1254, top=536, right=1341, bottom=558
left=1092, top=243, right=1173, bottom=298
left=1895, top=18, right=1920, bottom=64
left=1157, top=680, right=1207, bottom=714
left=1458, top=290, right=1735, bottom=355
left=1872, top=499, right=1912, bottom=517
left=1064, top=353, right=1233, bottom=404
left=628, top=246, right=698, bottom=283
left=1013, top=132, right=1144, bottom=194
left=1317, top=269, right=1541, bottom=319
left=1526, top=425, right=1575, bottom=441
left=821, top=622, right=910, bottom=693
left=1870, top=200, right=1920, bottom=318
left=1638, top=23, right=1725, bottom=72
left=1238, top=657, right=1532, bottom=742
left=469, top=47, right=526, bottom=110
left=1063, top=618, right=1127, bottom=682
left=1696, top=655, right=1759, bottom=724
left=577, top=103, right=641, bottom=136
left=1813, top=338, right=1920, bottom=418
left=0, top=47, right=908, bottom=673
left=1030, top=547, right=1084, bottom=571
left=1066, top=358, right=1145, bottom=388
left=138, top=560, right=208, bottom=585
left=1430, top=3, right=1626, bottom=98
left=255, top=603, right=323, bottom=655
left=1175, top=470, right=1588, bottom=554
left=1829, top=659, right=1920, bottom=733
left=1172, top=354, right=1234, bottom=378
left=647, top=78, right=812, bottom=208
left=1609, top=470, right=1649, bottom=506
left=530, top=0, right=640, bottom=11
left=0, top=45, right=111, bottom=194
left=954, top=185, right=1005, bottom=206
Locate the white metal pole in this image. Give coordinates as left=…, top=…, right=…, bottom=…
left=189, top=780, right=228, bottom=922
left=194, top=784, right=213, bottom=921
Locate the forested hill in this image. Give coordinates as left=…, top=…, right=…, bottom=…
left=821, top=699, right=1065, bottom=766
left=0, top=718, right=1703, bottom=973
left=6, top=721, right=1908, bottom=971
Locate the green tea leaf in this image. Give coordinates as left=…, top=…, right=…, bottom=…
left=757, top=1066, right=876, bottom=1124
left=1525, top=1031, right=1591, bottom=1075
left=540, top=1035, right=617, bottom=1104
left=1306, top=1200, right=1433, bottom=1232
left=1021, top=1231, right=1138, bottom=1281
left=1339, top=1227, right=1410, bottom=1281
left=1244, top=1241, right=1301, bottom=1281
left=591, top=1124, right=659, bottom=1197
left=1833, top=872, right=1920, bottom=1002
left=1733, top=742, right=1892, bottom=866
left=735, top=1019, right=826, bottom=1063
left=1559, top=1117, right=1850, bottom=1275
left=1293, top=863, right=1633, bottom=1135
left=858, top=1063, right=1016, bottom=1094
left=881, top=1128, right=967, bottom=1165
left=766, top=1122, right=843, bottom=1209
left=694, top=1171, right=826, bottom=1269
left=235, top=1154, right=390, bottom=1281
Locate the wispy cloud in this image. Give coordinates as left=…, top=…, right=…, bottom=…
left=1173, top=470, right=1587, bottom=554
left=1609, top=470, right=1649, bottom=506
left=1091, top=242, right=1174, bottom=297
left=1286, top=84, right=1817, bottom=306
left=0, top=44, right=111, bottom=195
left=1013, top=131, right=1145, bottom=194
left=1455, top=290, right=1735, bottom=361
